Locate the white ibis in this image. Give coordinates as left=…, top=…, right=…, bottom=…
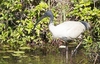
left=34, top=10, right=90, bottom=41
left=33, top=10, right=90, bottom=63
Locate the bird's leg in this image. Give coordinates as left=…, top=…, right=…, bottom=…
left=66, top=44, right=68, bottom=64
left=58, top=39, right=69, bottom=64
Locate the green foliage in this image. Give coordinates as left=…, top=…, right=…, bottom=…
left=0, top=0, right=49, bottom=50
left=68, top=0, right=100, bottom=43
left=0, top=0, right=100, bottom=63
left=68, top=0, right=100, bottom=62
left=68, top=0, right=99, bottom=21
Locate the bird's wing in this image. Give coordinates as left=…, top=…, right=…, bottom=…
left=54, top=21, right=85, bottom=39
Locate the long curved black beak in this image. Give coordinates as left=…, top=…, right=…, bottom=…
left=33, top=15, right=45, bottom=31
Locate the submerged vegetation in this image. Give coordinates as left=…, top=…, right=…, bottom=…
left=0, top=0, right=100, bottom=64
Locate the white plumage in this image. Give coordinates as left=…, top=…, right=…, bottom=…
left=49, top=21, right=85, bottom=40
left=34, top=10, right=90, bottom=41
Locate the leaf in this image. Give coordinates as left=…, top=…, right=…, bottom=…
left=12, top=53, right=21, bottom=56
left=2, top=56, right=10, bottom=58
left=19, top=47, right=31, bottom=50
left=13, top=51, right=25, bottom=54
left=7, top=50, right=14, bottom=53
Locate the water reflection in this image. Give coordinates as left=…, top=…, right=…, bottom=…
left=0, top=49, right=90, bottom=64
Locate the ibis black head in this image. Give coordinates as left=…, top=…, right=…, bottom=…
left=33, top=10, right=54, bottom=30
left=43, top=10, right=53, bottom=18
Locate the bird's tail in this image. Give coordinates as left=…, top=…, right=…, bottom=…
left=81, top=21, right=90, bottom=30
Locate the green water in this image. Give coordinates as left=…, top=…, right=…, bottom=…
left=0, top=49, right=90, bottom=64
left=0, top=53, right=65, bottom=64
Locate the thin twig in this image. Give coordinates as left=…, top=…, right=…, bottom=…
left=94, top=53, right=99, bottom=64
left=71, top=41, right=82, bottom=57
left=78, top=59, right=84, bottom=64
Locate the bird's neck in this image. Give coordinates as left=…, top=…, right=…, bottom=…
left=49, top=18, right=55, bottom=29
left=49, top=22, right=55, bottom=36
left=49, top=16, right=54, bottom=24
left=49, top=16, right=56, bottom=35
